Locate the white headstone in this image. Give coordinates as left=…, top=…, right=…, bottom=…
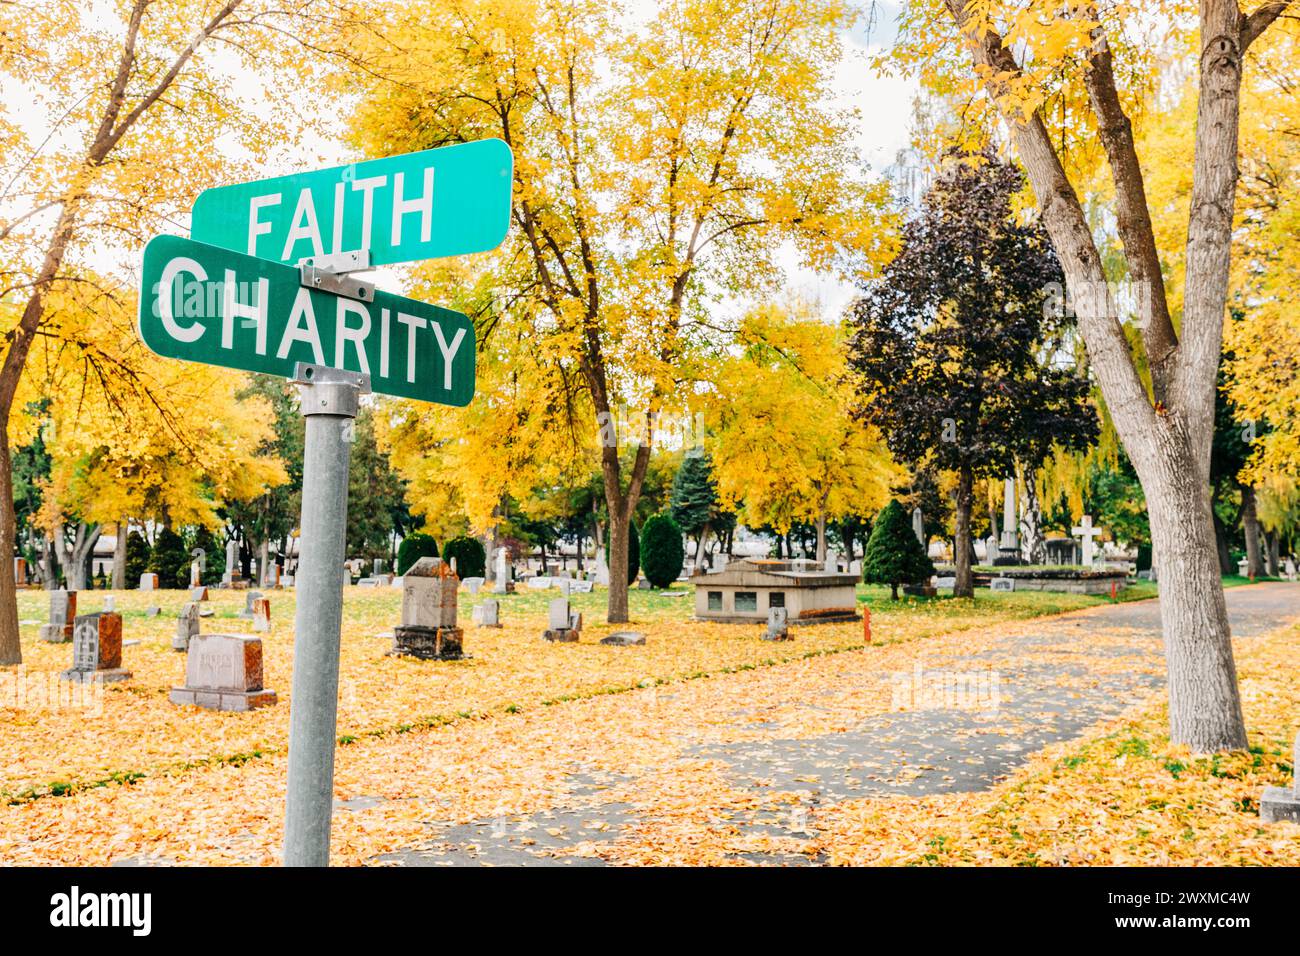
left=548, top=598, right=571, bottom=631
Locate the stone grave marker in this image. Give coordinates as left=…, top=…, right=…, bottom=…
left=139, top=572, right=159, bottom=591
left=39, top=589, right=76, bottom=643
left=170, top=633, right=277, bottom=711
left=526, top=576, right=552, bottom=590
left=252, top=597, right=271, bottom=633
left=14, top=557, right=27, bottom=586
left=1261, top=732, right=1300, bottom=824
left=471, top=599, right=501, bottom=628
left=239, top=591, right=264, bottom=619
left=391, top=557, right=463, bottom=660
left=190, top=585, right=209, bottom=602
left=763, top=606, right=791, bottom=641
left=990, top=577, right=1015, bottom=592
left=569, top=579, right=594, bottom=594
left=543, top=597, right=581, bottom=642
left=600, top=631, right=645, bottom=646
left=60, top=612, right=131, bottom=683
left=103, top=595, right=116, bottom=612
left=173, top=601, right=200, bottom=652
left=462, top=576, right=484, bottom=594
left=934, top=576, right=957, bottom=589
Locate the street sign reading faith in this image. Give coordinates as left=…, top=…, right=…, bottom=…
left=190, top=138, right=513, bottom=267
left=138, top=234, right=474, bottom=406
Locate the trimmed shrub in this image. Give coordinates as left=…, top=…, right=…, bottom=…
left=640, top=513, right=685, bottom=588
left=862, top=500, right=935, bottom=600
left=396, top=533, right=439, bottom=576
left=442, top=536, right=486, bottom=579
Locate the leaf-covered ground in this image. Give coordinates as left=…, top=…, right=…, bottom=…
left=3, top=579, right=1293, bottom=867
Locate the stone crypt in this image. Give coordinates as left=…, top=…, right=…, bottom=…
left=692, top=558, right=859, bottom=625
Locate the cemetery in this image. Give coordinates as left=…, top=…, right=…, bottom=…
left=0, top=0, right=1297, bottom=898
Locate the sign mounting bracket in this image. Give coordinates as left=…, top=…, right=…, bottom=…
left=299, top=249, right=376, bottom=303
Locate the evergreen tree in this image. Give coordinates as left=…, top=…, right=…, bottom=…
left=396, top=532, right=439, bottom=575
left=442, top=536, right=487, bottom=579
left=670, top=452, right=721, bottom=560
left=124, top=530, right=150, bottom=586
left=640, top=513, right=685, bottom=587
left=863, top=500, right=935, bottom=600
left=148, top=527, right=189, bottom=588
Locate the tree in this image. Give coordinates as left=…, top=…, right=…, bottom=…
left=863, top=500, right=935, bottom=600
left=148, top=527, right=188, bottom=589
left=351, top=0, right=887, bottom=622
left=124, top=531, right=150, bottom=587
left=669, top=454, right=724, bottom=563
left=607, top=522, right=640, bottom=586
left=396, top=533, right=439, bottom=576
left=709, top=302, right=900, bottom=561
left=346, top=407, right=408, bottom=561
left=0, top=0, right=328, bottom=661
left=897, top=0, right=1294, bottom=752
left=848, top=154, right=1096, bottom=597
left=640, top=513, right=685, bottom=588
left=442, top=536, right=487, bottom=579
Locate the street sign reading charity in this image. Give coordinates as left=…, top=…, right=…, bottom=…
left=190, top=138, right=513, bottom=266
left=138, top=234, right=475, bottom=405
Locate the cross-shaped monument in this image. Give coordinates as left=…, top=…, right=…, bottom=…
left=1072, top=515, right=1103, bottom=566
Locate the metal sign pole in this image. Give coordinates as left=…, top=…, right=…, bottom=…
left=283, top=361, right=369, bottom=867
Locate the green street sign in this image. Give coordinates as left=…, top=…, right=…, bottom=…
left=190, top=138, right=513, bottom=267
left=138, top=234, right=474, bottom=405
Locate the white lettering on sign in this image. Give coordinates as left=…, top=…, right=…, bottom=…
left=335, top=299, right=371, bottom=375
left=247, top=194, right=281, bottom=256
left=222, top=270, right=269, bottom=354
left=282, top=190, right=324, bottom=262
left=431, top=322, right=466, bottom=391
left=392, top=168, right=435, bottom=245
left=397, top=311, right=426, bottom=383
left=278, top=287, right=325, bottom=365
left=159, top=257, right=207, bottom=343
left=351, top=175, right=386, bottom=250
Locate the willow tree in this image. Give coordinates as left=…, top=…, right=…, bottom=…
left=892, top=0, right=1292, bottom=750
left=349, top=0, right=887, bottom=621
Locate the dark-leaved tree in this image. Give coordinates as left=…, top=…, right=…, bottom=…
left=863, top=500, right=935, bottom=600
left=848, top=153, right=1096, bottom=597
left=640, top=513, right=685, bottom=588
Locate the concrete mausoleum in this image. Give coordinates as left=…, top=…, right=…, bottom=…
left=692, top=558, right=859, bottom=625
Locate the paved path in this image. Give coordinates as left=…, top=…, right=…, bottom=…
left=380, top=583, right=1300, bottom=866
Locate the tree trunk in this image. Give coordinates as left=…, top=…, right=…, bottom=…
left=695, top=521, right=711, bottom=564
left=1241, top=485, right=1265, bottom=578
left=1212, top=510, right=1235, bottom=575
left=606, top=508, right=631, bottom=621
left=815, top=508, right=828, bottom=563
left=0, top=439, right=20, bottom=664
left=1145, top=450, right=1247, bottom=751
left=954, top=465, right=974, bottom=598
left=112, top=519, right=128, bottom=589
left=1265, top=532, right=1280, bottom=577
left=66, top=524, right=100, bottom=591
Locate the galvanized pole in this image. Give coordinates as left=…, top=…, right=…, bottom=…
left=283, top=362, right=369, bottom=866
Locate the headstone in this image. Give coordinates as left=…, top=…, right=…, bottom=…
left=462, top=576, right=485, bottom=594
left=984, top=535, right=1000, bottom=563
left=763, top=606, right=791, bottom=641
left=471, top=599, right=501, bottom=628
left=1261, top=733, right=1300, bottom=823
left=261, top=561, right=280, bottom=589
left=594, top=548, right=610, bottom=586
left=282, top=573, right=295, bottom=587
left=103, top=595, right=115, bottom=612
left=934, top=576, right=957, bottom=589
left=342, top=564, right=352, bottom=586
left=189, top=547, right=205, bottom=588
left=526, top=576, right=552, bottom=590
left=999, top=477, right=1018, bottom=555
left=492, top=547, right=513, bottom=594
left=173, top=601, right=200, bottom=652
left=1071, top=515, right=1104, bottom=567
left=145, top=606, right=161, bottom=617
left=169, top=633, right=277, bottom=711
left=543, top=598, right=579, bottom=642
left=223, top=539, right=239, bottom=586
left=190, top=585, right=209, bottom=602
left=990, top=577, right=1015, bottom=592
left=636, top=577, right=653, bottom=589
left=601, top=631, right=646, bottom=646
left=13, top=557, right=27, bottom=586
left=373, top=558, right=384, bottom=576
left=60, top=612, right=131, bottom=683
left=138, top=572, right=159, bottom=591
left=823, top=556, right=838, bottom=573
left=1044, top=537, right=1080, bottom=565
left=252, top=597, right=271, bottom=633
left=39, top=589, right=77, bottom=643
left=570, top=579, right=594, bottom=594
left=912, top=507, right=925, bottom=547
left=392, top=557, right=464, bottom=660
left=238, top=591, right=264, bottom=619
